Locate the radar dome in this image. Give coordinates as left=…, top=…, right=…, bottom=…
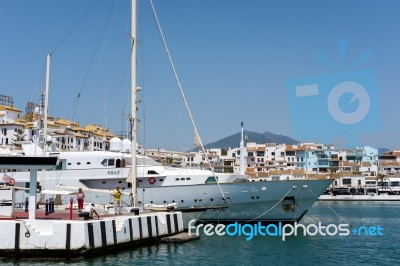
left=110, top=137, right=122, bottom=152
left=121, top=139, right=132, bottom=153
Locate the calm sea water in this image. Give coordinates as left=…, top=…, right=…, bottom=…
left=3, top=201, right=400, bottom=265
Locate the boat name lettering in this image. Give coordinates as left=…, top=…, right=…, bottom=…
left=108, top=170, right=120, bottom=175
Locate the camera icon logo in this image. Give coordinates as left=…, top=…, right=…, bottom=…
left=327, top=81, right=370, bottom=125
left=287, top=41, right=381, bottom=146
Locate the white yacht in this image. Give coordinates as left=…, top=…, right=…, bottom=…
left=2, top=137, right=333, bottom=223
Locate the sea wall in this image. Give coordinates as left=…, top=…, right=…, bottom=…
left=0, top=212, right=183, bottom=258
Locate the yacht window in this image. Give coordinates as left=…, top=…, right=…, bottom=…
left=180, top=178, right=185, bottom=180
left=205, top=176, right=218, bottom=184
left=77, top=162, right=81, bottom=165
left=159, top=179, right=164, bottom=182
left=67, top=163, right=71, bottom=166
left=87, top=162, right=91, bottom=165
left=175, top=178, right=179, bottom=181
left=148, top=170, right=159, bottom=175
left=342, top=179, right=351, bottom=185
left=186, top=178, right=190, bottom=180
left=108, top=159, right=114, bottom=166
left=138, top=180, right=142, bottom=182
left=101, top=159, right=107, bottom=166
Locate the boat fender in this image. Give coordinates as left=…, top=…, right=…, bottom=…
left=149, top=177, right=156, bottom=184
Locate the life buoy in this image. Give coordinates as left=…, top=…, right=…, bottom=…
left=149, top=177, right=156, bottom=184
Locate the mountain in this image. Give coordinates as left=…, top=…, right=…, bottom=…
left=378, top=148, right=390, bottom=155
left=198, top=131, right=299, bottom=151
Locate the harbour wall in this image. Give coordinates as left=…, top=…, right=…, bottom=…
left=0, top=211, right=183, bottom=258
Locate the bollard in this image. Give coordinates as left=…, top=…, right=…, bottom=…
left=48, top=198, right=52, bottom=213
left=45, top=199, right=49, bottom=216
left=69, top=197, right=73, bottom=220
left=49, top=198, right=53, bottom=213
left=130, top=208, right=139, bottom=215
left=24, top=197, right=28, bottom=212
left=49, top=198, right=52, bottom=213
left=51, top=197, right=54, bottom=213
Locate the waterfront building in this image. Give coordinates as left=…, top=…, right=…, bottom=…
left=0, top=100, right=115, bottom=152
left=2, top=96, right=400, bottom=180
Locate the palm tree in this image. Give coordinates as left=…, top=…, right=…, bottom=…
left=328, top=167, right=338, bottom=194
left=165, top=157, right=175, bottom=166
left=11, top=129, right=26, bottom=148
left=328, top=167, right=338, bottom=179
left=377, top=173, right=386, bottom=193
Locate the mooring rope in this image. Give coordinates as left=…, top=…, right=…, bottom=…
left=306, top=187, right=352, bottom=226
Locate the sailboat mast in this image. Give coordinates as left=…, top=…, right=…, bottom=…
left=130, top=0, right=138, bottom=207
left=43, top=53, right=51, bottom=155
left=240, top=122, right=245, bottom=175
left=39, top=53, right=51, bottom=193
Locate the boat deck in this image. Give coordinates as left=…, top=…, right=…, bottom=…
left=0, top=208, right=143, bottom=220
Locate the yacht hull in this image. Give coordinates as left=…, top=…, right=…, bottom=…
left=7, top=168, right=332, bottom=222
left=137, top=179, right=333, bottom=222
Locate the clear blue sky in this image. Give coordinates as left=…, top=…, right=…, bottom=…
left=1, top=0, right=399, bottom=151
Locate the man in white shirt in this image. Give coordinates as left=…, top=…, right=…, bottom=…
left=79, top=203, right=100, bottom=220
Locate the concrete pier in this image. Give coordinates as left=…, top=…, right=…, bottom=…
left=0, top=211, right=184, bottom=258
left=160, top=232, right=200, bottom=243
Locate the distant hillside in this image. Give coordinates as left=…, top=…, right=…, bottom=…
left=198, top=131, right=299, bottom=151
left=378, top=148, right=390, bottom=155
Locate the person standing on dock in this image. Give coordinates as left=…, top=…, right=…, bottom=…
left=112, top=186, right=122, bottom=215
left=77, top=188, right=85, bottom=212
